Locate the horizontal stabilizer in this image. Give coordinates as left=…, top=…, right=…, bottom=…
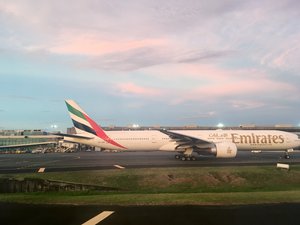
left=52, top=133, right=94, bottom=139
left=0, top=142, right=57, bottom=149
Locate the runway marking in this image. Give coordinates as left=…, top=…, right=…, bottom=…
left=277, top=163, right=290, bottom=170
left=38, top=168, right=45, bottom=173
left=114, top=164, right=125, bottom=169
left=82, top=211, right=114, bottom=225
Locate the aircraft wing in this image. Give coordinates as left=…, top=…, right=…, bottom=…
left=159, top=129, right=213, bottom=149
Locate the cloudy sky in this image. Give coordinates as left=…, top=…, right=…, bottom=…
left=1, top=0, right=300, bottom=130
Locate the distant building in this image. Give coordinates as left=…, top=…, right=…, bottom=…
left=0, top=129, right=62, bottom=152
left=275, top=124, right=293, bottom=128
left=67, top=127, right=76, bottom=135
left=239, top=124, right=256, bottom=128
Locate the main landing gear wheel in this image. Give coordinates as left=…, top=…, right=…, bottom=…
left=175, top=154, right=196, bottom=161
left=180, top=156, right=196, bottom=161
left=175, top=154, right=181, bottom=159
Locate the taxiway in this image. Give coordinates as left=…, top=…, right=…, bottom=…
left=0, top=151, right=299, bottom=173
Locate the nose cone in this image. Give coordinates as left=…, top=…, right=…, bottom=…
left=295, top=134, right=300, bottom=146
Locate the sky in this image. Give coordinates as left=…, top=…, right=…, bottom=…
left=0, top=0, right=300, bottom=131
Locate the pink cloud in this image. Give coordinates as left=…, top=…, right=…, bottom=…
left=144, top=63, right=258, bottom=82
left=171, top=77, right=297, bottom=105
left=141, top=63, right=300, bottom=107
left=50, top=34, right=167, bottom=56
left=272, top=46, right=299, bottom=69
left=199, top=78, right=294, bottom=96
left=260, top=44, right=300, bottom=72
left=115, top=82, right=163, bottom=97
left=0, top=3, right=20, bottom=15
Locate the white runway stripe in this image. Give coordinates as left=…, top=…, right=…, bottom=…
left=114, top=164, right=125, bottom=169
left=38, top=168, right=45, bottom=173
left=82, top=211, right=114, bottom=225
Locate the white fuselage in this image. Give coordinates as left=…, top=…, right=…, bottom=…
left=65, top=129, right=300, bottom=152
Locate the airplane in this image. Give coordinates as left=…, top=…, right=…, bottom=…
left=60, top=99, right=300, bottom=160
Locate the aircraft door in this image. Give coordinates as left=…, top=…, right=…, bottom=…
left=151, top=135, right=157, bottom=143
left=285, top=134, right=290, bottom=144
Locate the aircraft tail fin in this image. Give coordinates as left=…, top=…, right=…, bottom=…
left=65, top=99, right=99, bottom=137
left=65, top=100, right=126, bottom=149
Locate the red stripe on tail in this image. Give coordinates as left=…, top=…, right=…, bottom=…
left=83, top=113, right=127, bottom=149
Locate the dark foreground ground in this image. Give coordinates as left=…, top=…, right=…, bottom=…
left=1, top=202, right=299, bottom=225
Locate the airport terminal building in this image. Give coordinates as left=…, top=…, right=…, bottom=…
left=0, top=130, right=62, bottom=153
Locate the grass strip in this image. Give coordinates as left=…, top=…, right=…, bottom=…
left=1, top=191, right=300, bottom=205
left=0, top=165, right=300, bottom=205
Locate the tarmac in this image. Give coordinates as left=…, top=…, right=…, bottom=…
left=0, top=150, right=299, bottom=173
left=1, top=202, right=300, bottom=225
left=1, top=151, right=300, bottom=225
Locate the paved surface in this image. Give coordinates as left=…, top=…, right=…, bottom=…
left=1, top=203, right=300, bottom=225
left=0, top=150, right=299, bottom=173
left=1, top=151, right=300, bottom=225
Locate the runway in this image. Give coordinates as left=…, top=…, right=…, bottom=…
left=1, top=151, right=300, bottom=225
left=0, top=150, right=300, bottom=173
left=1, top=203, right=300, bottom=225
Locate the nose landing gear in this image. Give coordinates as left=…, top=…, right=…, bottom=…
left=284, top=153, right=290, bottom=159
left=284, top=149, right=294, bottom=159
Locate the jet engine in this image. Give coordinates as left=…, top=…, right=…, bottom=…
left=211, top=142, right=237, bottom=158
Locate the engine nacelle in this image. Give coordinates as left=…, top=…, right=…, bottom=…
left=212, top=142, right=237, bottom=158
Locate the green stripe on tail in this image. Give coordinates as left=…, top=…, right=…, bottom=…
left=65, top=101, right=86, bottom=121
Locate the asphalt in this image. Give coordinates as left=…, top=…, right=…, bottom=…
left=1, top=203, right=300, bottom=225
left=0, top=150, right=299, bottom=173
left=1, top=151, right=300, bottom=225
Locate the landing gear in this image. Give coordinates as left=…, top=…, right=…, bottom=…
left=174, top=154, right=196, bottom=161
left=284, top=153, right=290, bottom=159
left=284, top=149, right=293, bottom=159
left=175, top=148, right=196, bottom=161
left=182, top=156, right=196, bottom=161
left=180, top=155, right=195, bottom=161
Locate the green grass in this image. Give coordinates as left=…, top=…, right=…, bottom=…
left=1, top=191, right=300, bottom=205
left=1, top=165, right=300, bottom=205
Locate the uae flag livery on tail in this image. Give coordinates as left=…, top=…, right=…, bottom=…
left=65, top=100, right=126, bottom=149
